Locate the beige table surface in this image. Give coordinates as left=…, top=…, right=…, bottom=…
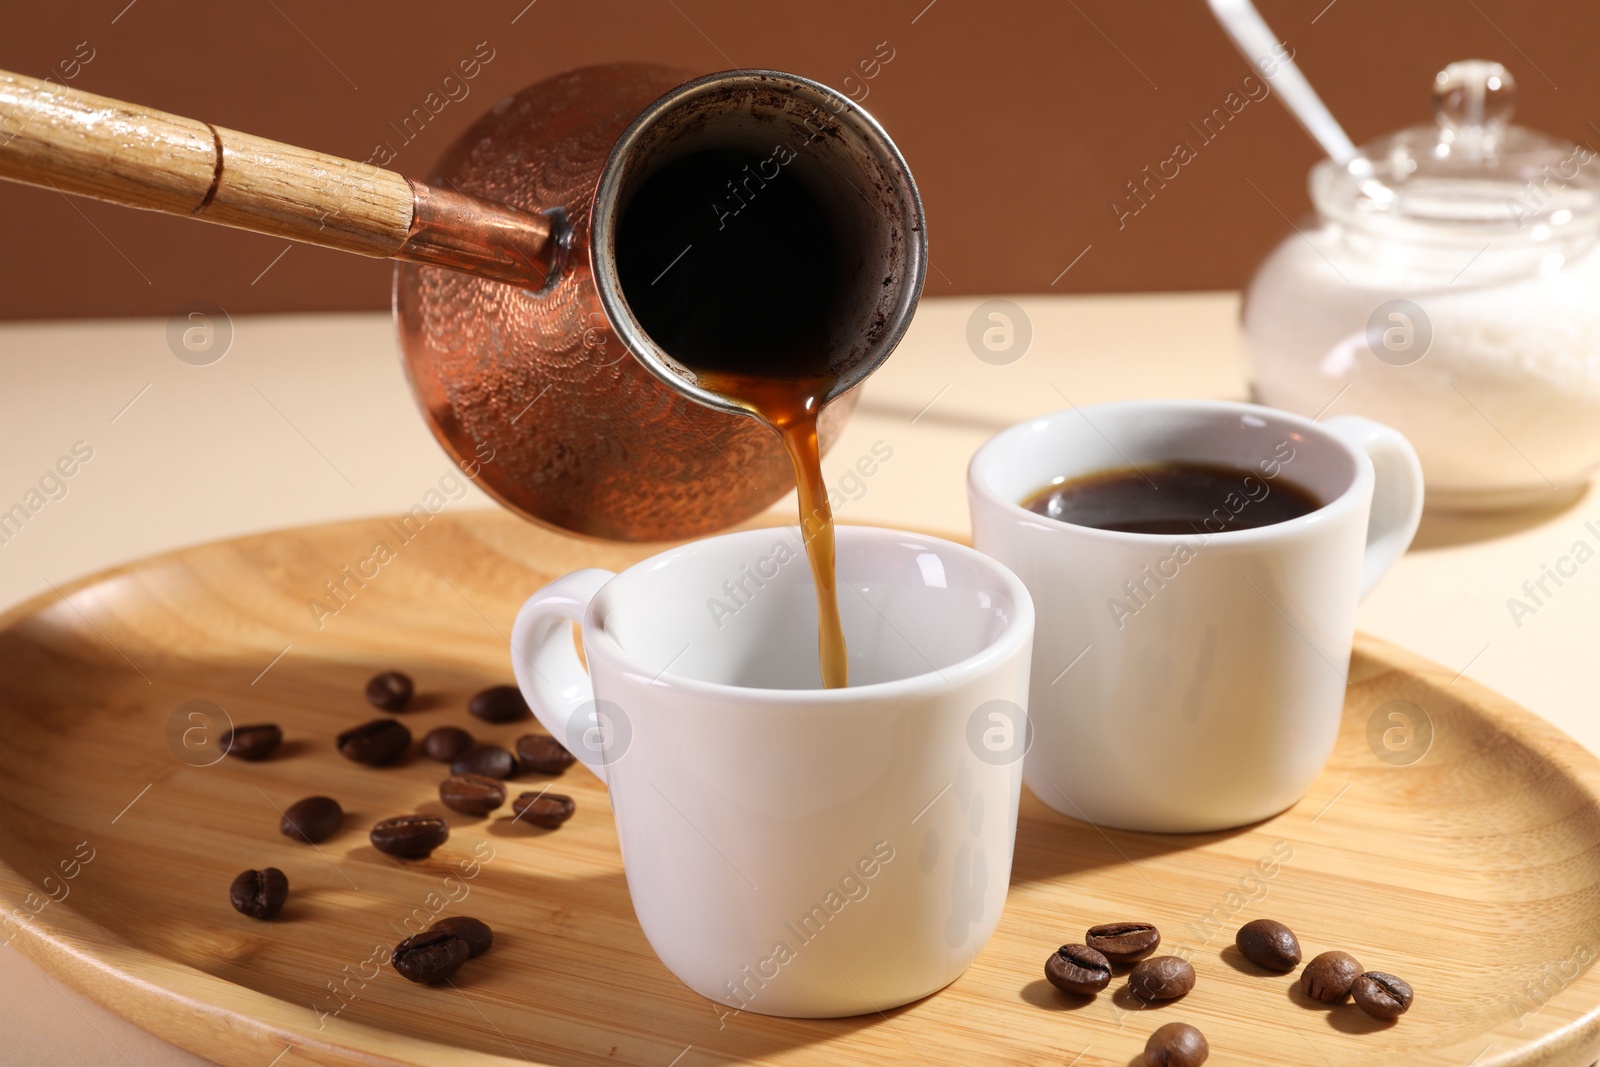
left=1, top=293, right=1596, bottom=1065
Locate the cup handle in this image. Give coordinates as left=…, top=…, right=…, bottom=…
left=1321, top=415, right=1424, bottom=598
left=510, top=568, right=614, bottom=784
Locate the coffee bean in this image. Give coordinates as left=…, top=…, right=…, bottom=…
left=365, top=671, right=414, bottom=712
left=370, top=814, right=449, bottom=859
left=430, top=916, right=493, bottom=958
left=1086, top=921, right=1161, bottom=964
left=512, top=791, right=575, bottom=829
left=440, top=773, right=506, bottom=816
left=452, top=744, right=516, bottom=780
left=1300, top=950, right=1362, bottom=1003
left=515, top=733, right=576, bottom=775
left=337, top=718, right=411, bottom=765
left=223, top=724, right=282, bottom=761
left=391, top=930, right=470, bottom=983
left=1128, top=956, right=1195, bottom=1001
left=1144, top=1022, right=1208, bottom=1067
left=423, top=726, right=474, bottom=763
left=1044, top=944, right=1111, bottom=995
left=280, top=795, right=343, bottom=843
left=468, top=685, right=529, bottom=723
left=1351, top=971, right=1413, bottom=1019
left=1235, top=918, right=1301, bottom=972
left=229, top=868, right=287, bottom=919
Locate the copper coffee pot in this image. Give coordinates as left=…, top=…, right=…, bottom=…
left=0, top=64, right=926, bottom=540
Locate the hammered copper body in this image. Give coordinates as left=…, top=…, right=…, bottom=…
left=396, top=64, right=925, bottom=542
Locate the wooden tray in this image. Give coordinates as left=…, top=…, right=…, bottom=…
left=1, top=511, right=1597, bottom=1067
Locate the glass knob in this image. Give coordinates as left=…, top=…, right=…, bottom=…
left=1433, top=60, right=1516, bottom=135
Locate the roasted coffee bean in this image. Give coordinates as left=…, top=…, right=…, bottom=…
left=423, top=725, right=474, bottom=762
left=1235, top=918, right=1301, bottom=972
left=365, top=671, right=414, bottom=712
left=1044, top=944, right=1111, bottom=995
left=1086, top=921, right=1161, bottom=964
left=439, top=773, right=506, bottom=816
left=223, top=724, right=282, bottom=761
left=468, top=685, right=529, bottom=723
left=512, top=791, right=575, bottom=829
left=1128, top=956, right=1195, bottom=1001
left=229, top=867, right=288, bottom=919
left=430, top=916, right=493, bottom=958
left=370, top=814, right=449, bottom=859
left=1351, top=971, right=1413, bottom=1019
left=452, top=744, right=516, bottom=780
left=337, top=718, right=411, bottom=765
left=515, top=733, right=576, bottom=776
left=391, top=930, right=470, bottom=983
left=1144, top=1022, right=1209, bottom=1067
left=1300, top=950, right=1363, bottom=1003
left=280, top=795, right=343, bottom=843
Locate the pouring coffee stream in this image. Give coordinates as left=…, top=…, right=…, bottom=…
left=0, top=64, right=926, bottom=685
left=706, top=376, right=850, bottom=689
left=611, top=144, right=854, bottom=685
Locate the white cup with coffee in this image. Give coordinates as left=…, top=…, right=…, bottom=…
left=968, top=400, right=1423, bottom=833
left=510, top=526, right=1034, bottom=1017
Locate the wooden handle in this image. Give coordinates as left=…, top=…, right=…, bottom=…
left=0, top=69, right=415, bottom=257
left=0, top=68, right=554, bottom=283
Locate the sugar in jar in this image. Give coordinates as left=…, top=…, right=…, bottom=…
left=1245, top=61, right=1600, bottom=510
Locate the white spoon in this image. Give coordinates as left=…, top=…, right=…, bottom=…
left=1207, top=0, right=1360, bottom=168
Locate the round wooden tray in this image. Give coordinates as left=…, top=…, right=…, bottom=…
left=0, top=511, right=1596, bottom=1067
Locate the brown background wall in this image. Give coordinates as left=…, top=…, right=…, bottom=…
left=1, top=0, right=1595, bottom=319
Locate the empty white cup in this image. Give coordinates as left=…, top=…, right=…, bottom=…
left=511, top=526, right=1034, bottom=1017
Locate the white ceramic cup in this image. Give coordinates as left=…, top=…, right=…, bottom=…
left=510, top=526, right=1034, bottom=1018
left=968, top=400, right=1423, bottom=833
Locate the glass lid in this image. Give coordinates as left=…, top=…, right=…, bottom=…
left=1311, top=60, right=1600, bottom=240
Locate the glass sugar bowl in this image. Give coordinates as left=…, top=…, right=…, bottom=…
left=1244, top=60, right=1600, bottom=510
